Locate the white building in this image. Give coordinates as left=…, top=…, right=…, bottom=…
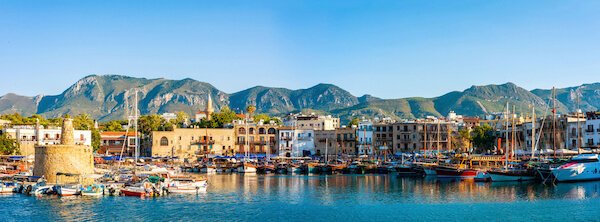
left=277, top=127, right=315, bottom=157
left=357, top=120, right=373, bottom=155
left=161, top=113, right=177, bottom=122
left=584, top=111, right=600, bottom=149
left=2, top=125, right=92, bottom=156
left=283, top=114, right=340, bottom=131
left=3, top=125, right=92, bottom=146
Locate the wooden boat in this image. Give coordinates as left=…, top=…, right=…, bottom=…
left=237, top=162, right=257, bottom=174
left=435, top=165, right=477, bottom=179
left=488, top=168, right=535, bottom=182
left=55, top=184, right=81, bottom=196
left=275, top=163, right=288, bottom=174
left=121, top=186, right=150, bottom=197
left=307, top=163, right=320, bottom=174
left=287, top=164, right=303, bottom=174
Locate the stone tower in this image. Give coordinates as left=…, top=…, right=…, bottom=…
left=33, top=118, right=94, bottom=184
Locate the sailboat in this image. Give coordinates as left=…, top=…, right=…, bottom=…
left=488, top=103, right=536, bottom=182
left=238, top=112, right=257, bottom=174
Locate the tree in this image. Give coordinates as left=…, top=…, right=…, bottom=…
left=171, top=111, right=189, bottom=127
left=73, top=114, right=94, bottom=130
left=0, top=133, right=19, bottom=155
left=102, top=120, right=125, bottom=132
left=194, top=106, right=241, bottom=128
left=456, top=128, right=473, bottom=153
left=139, top=114, right=165, bottom=135
left=472, top=124, right=496, bottom=153
left=91, top=129, right=101, bottom=152
left=348, top=118, right=360, bottom=127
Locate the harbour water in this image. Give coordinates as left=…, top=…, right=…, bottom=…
left=2, top=174, right=600, bottom=221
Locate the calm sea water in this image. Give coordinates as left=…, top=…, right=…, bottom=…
left=2, top=174, right=600, bottom=221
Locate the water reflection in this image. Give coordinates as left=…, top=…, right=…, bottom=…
left=205, top=174, right=600, bottom=204
left=4, top=174, right=600, bottom=221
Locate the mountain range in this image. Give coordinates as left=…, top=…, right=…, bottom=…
left=0, top=75, right=598, bottom=123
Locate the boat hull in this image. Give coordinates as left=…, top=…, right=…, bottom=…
left=552, top=162, right=600, bottom=182
left=435, top=167, right=477, bottom=179
left=489, top=171, right=535, bottom=182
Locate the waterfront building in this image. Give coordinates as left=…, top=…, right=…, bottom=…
left=277, top=127, right=315, bottom=157
left=356, top=120, right=373, bottom=155
left=194, top=94, right=214, bottom=122
left=151, top=127, right=235, bottom=158
left=2, top=124, right=91, bottom=156
left=314, top=130, right=336, bottom=158
left=283, top=114, right=340, bottom=130
left=373, top=122, right=393, bottom=154
left=233, top=119, right=278, bottom=156
left=98, top=131, right=137, bottom=156
left=391, top=120, right=455, bottom=154
left=335, top=127, right=356, bottom=157
left=584, top=111, right=600, bottom=149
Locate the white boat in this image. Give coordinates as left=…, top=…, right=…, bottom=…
left=200, top=166, right=217, bottom=174
left=0, top=182, right=17, bottom=194
left=55, top=184, right=81, bottom=196
left=167, top=178, right=208, bottom=194
left=552, top=154, right=600, bottom=182
left=32, top=185, right=54, bottom=196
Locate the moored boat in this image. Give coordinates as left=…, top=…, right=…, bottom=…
left=435, top=165, right=477, bottom=179
left=167, top=178, right=208, bottom=194
left=488, top=168, right=535, bottom=182
left=552, top=154, right=600, bottom=182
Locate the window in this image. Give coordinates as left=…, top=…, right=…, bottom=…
left=249, top=128, right=255, bottom=134
left=238, top=127, right=246, bottom=134
left=268, top=128, right=276, bottom=134
left=160, top=137, right=169, bottom=146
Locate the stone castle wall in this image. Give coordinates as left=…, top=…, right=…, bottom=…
left=33, top=144, right=94, bottom=184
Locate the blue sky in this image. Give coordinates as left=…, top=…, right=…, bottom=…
left=1, top=0, right=599, bottom=99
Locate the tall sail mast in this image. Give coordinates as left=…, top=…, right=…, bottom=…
left=552, top=87, right=557, bottom=159
left=504, top=102, right=509, bottom=169
left=512, top=105, right=516, bottom=159
left=531, top=106, right=536, bottom=159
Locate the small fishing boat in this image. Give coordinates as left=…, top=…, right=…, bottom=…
left=237, top=162, right=257, bottom=174
left=121, top=186, right=150, bottom=197
left=167, top=178, right=208, bottom=194
left=81, top=184, right=106, bottom=197
left=0, top=182, right=17, bottom=194
left=307, top=163, right=320, bottom=174
left=287, top=164, right=303, bottom=174
left=275, top=163, right=288, bottom=174
left=55, top=184, right=81, bottom=196
left=474, top=171, right=490, bottom=182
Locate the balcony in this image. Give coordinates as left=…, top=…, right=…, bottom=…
left=586, top=129, right=595, bottom=133
left=279, top=136, right=293, bottom=141
left=191, top=140, right=215, bottom=145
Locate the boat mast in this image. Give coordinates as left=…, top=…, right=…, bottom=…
left=512, top=105, right=516, bottom=160
left=552, top=87, right=557, bottom=159
left=531, top=106, right=536, bottom=160
left=325, top=137, right=328, bottom=164
left=505, top=102, right=509, bottom=169
left=134, top=90, right=139, bottom=164
left=423, top=121, right=427, bottom=157
left=577, top=92, right=581, bottom=155
left=436, top=119, right=440, bottom=162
